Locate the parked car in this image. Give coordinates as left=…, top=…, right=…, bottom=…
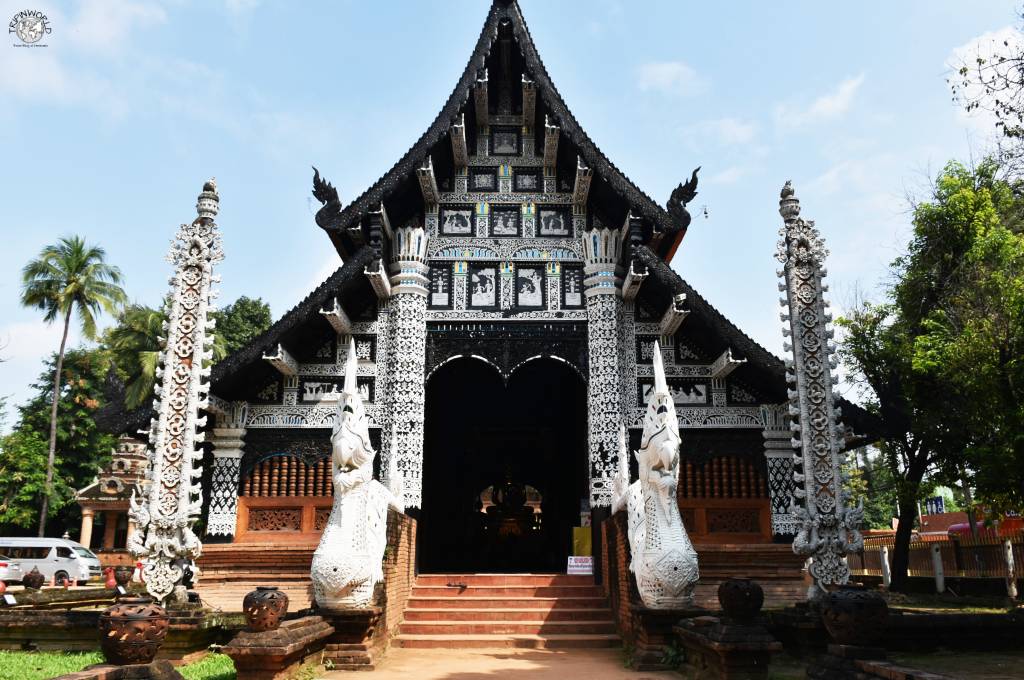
left=0, top=554, right=25, bottom=584
left=0, top=538, right=101, bottom=585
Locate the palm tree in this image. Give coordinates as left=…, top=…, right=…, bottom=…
left=21, top=236, right=126, bottom=536
left=107, top=302, right=228, bottom=410
left=106, top=304, right=165, bottom=410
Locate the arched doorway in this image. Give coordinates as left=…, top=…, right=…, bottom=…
left=419, top=356, right=588, bottom=573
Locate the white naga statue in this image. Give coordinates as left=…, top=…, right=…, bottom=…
left=612, top=341, right=699, bottom=609
left=311, top=339, right=403, bottom=609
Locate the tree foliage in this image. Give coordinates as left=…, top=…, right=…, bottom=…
left=211, top=296, right=272, bottom=356
left=838, top=158, right=1024, bottom=589
left=0, top=349, right=117, bottom=534
left=106, top=296, right=268, bottom=410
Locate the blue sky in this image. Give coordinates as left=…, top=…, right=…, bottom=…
left=0, top=0, right=1018, bottom=425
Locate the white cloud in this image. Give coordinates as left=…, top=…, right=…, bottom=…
left=707, top=166, right=747, bottom=184
left=224, top=0, right=262, bottom=13
left=636, top=61, right=706, bottom=96
left=947, top=25, right=1023, bottom=140
left=681, top=117, right=757, bottom=146
left=775, top=74, right=865, bottom=128
left=67, top=0, right=167, bottom=55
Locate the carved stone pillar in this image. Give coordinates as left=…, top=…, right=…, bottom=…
left=761, top=404, right=797, bottom=536
left=207, top=402, right=248, bottom=539
left=776, top=182, right=862, bottom=598
left=129, top=179, right=222, bottom=603
left=387, top=223, right=429, bottom=509
left=583, top=226, right=625, bottom=507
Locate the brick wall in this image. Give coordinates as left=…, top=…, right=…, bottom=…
left=381, top=508, right=417, bottom=638
left=600, top=511, right=639, bottom=644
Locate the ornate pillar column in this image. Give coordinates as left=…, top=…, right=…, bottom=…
left=583, top=225, right=625, bottom=507
left=761, top=403, right=797, bottom=536
left=387, top=223, right=430, bottom=509
left=129, top=179, right=223, bottom=603
left=79, top=508, right=95, bottom=549
left=776, top=181, right=862, bottom=598
left=206, top=401, right=248, bottom=540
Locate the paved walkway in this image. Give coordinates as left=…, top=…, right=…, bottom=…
left=323, top=648, right=682, bottom=679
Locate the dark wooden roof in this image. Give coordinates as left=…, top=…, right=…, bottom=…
left=314, top=0, right=688, bottom=260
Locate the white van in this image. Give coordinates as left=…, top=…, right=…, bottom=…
left=0, top=538, right=102, bottom=585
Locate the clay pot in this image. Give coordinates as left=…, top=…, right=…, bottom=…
left=0, top=580, right=6, bottom=595
left=98, top=597, right=169, bottom=665
left=104, top=568, right=117, bottom=589
left=243, top=586, right=290, bottom=632
left=114, top=566, right=133, bottom=587
left=717, top=578, right=765, bottom=623
left=821, top=586, right=889, bottom=647
left=22, top=567, right=45, bottom=590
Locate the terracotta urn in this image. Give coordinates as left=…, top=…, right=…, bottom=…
left=821, top=586, right=889, bottom=647
left=104, top=568, right=117, bottom=589
left=114, top=566, right=133, bottom=587
left=717, top=578, right=765, bottom=624
left=0, top=580, right=6, bottom=595
left=243, top=586, right=290, bottom=632
left=22, top=567, right=45, bottom=590
left=98, top=597, right=170, bottom=665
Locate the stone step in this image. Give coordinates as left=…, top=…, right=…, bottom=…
left=395, top=633, right=621, bottom=649
left=406, top=596, right=609, bottom=610
left=403, top=607, right=612, bottom=622
left=399, top=620, right=617, bottom=635
left=410, top=585, right=604, bottom=598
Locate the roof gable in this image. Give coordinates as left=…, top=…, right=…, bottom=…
left=313, top=0, right=695, bottom=261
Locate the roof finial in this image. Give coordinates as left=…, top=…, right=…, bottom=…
left=779, top=180, right=800, bottom=222
left=196, top=178, right=219, bottom=221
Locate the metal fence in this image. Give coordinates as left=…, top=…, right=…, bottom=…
left=849, top=531, right=1023, bottom=581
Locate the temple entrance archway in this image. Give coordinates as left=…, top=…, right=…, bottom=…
left=419, top=356, right=588, bottom=573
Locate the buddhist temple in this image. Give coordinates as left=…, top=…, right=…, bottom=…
left=96, top=0, right=873, bottom=613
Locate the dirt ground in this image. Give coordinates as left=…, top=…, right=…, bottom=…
left=322, top=648, right=682, bottom=680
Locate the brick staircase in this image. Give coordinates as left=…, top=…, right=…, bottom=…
left=690, top=543, right=808, bottom=608
left=396, top=574, right=620, bottom=649
left=196, top=544, right=316, bottom=612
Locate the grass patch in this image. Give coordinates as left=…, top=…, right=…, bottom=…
left=0, top=650, right=104, bottom=680
left=180, top=652, right=236, bottom=680
left=889, top=648, right=1024, bottom=679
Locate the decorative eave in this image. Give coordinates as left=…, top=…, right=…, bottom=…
left=313, top=0, right=688, bottom=261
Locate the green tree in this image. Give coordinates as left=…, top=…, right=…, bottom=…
left=105, top=296, right=254, bottom=410
left=20, top=236, right=126, bottom=536
left=2, top=350, right=116, bottom=534
left=0, top=428, right=54, bottom=529
left=838, top=159, right=1022, bottom=590
left=212, top=296, right=271, bottom=355
left=105, top=304, right=166, bottom=410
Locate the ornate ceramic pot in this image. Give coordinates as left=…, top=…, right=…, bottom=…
left=717, top=578, right=764, bottom=623
left=243, top=586, right=290, bottom=632
left=114, top=566, right=133, bottom=587
left=98, top=597, right=169, bottom=665
left=22, top=567, right=45, bottom=590
left=821, top=586, right=888, bottom=646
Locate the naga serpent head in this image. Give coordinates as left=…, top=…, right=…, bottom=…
left=331, top=338, right=374, bottom=473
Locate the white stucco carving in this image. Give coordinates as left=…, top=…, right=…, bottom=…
left=612, top=341, right=699, bottom=609
left=311, top=339, right=402, bottom=609
left=129, top=179, right=221, bottom=603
